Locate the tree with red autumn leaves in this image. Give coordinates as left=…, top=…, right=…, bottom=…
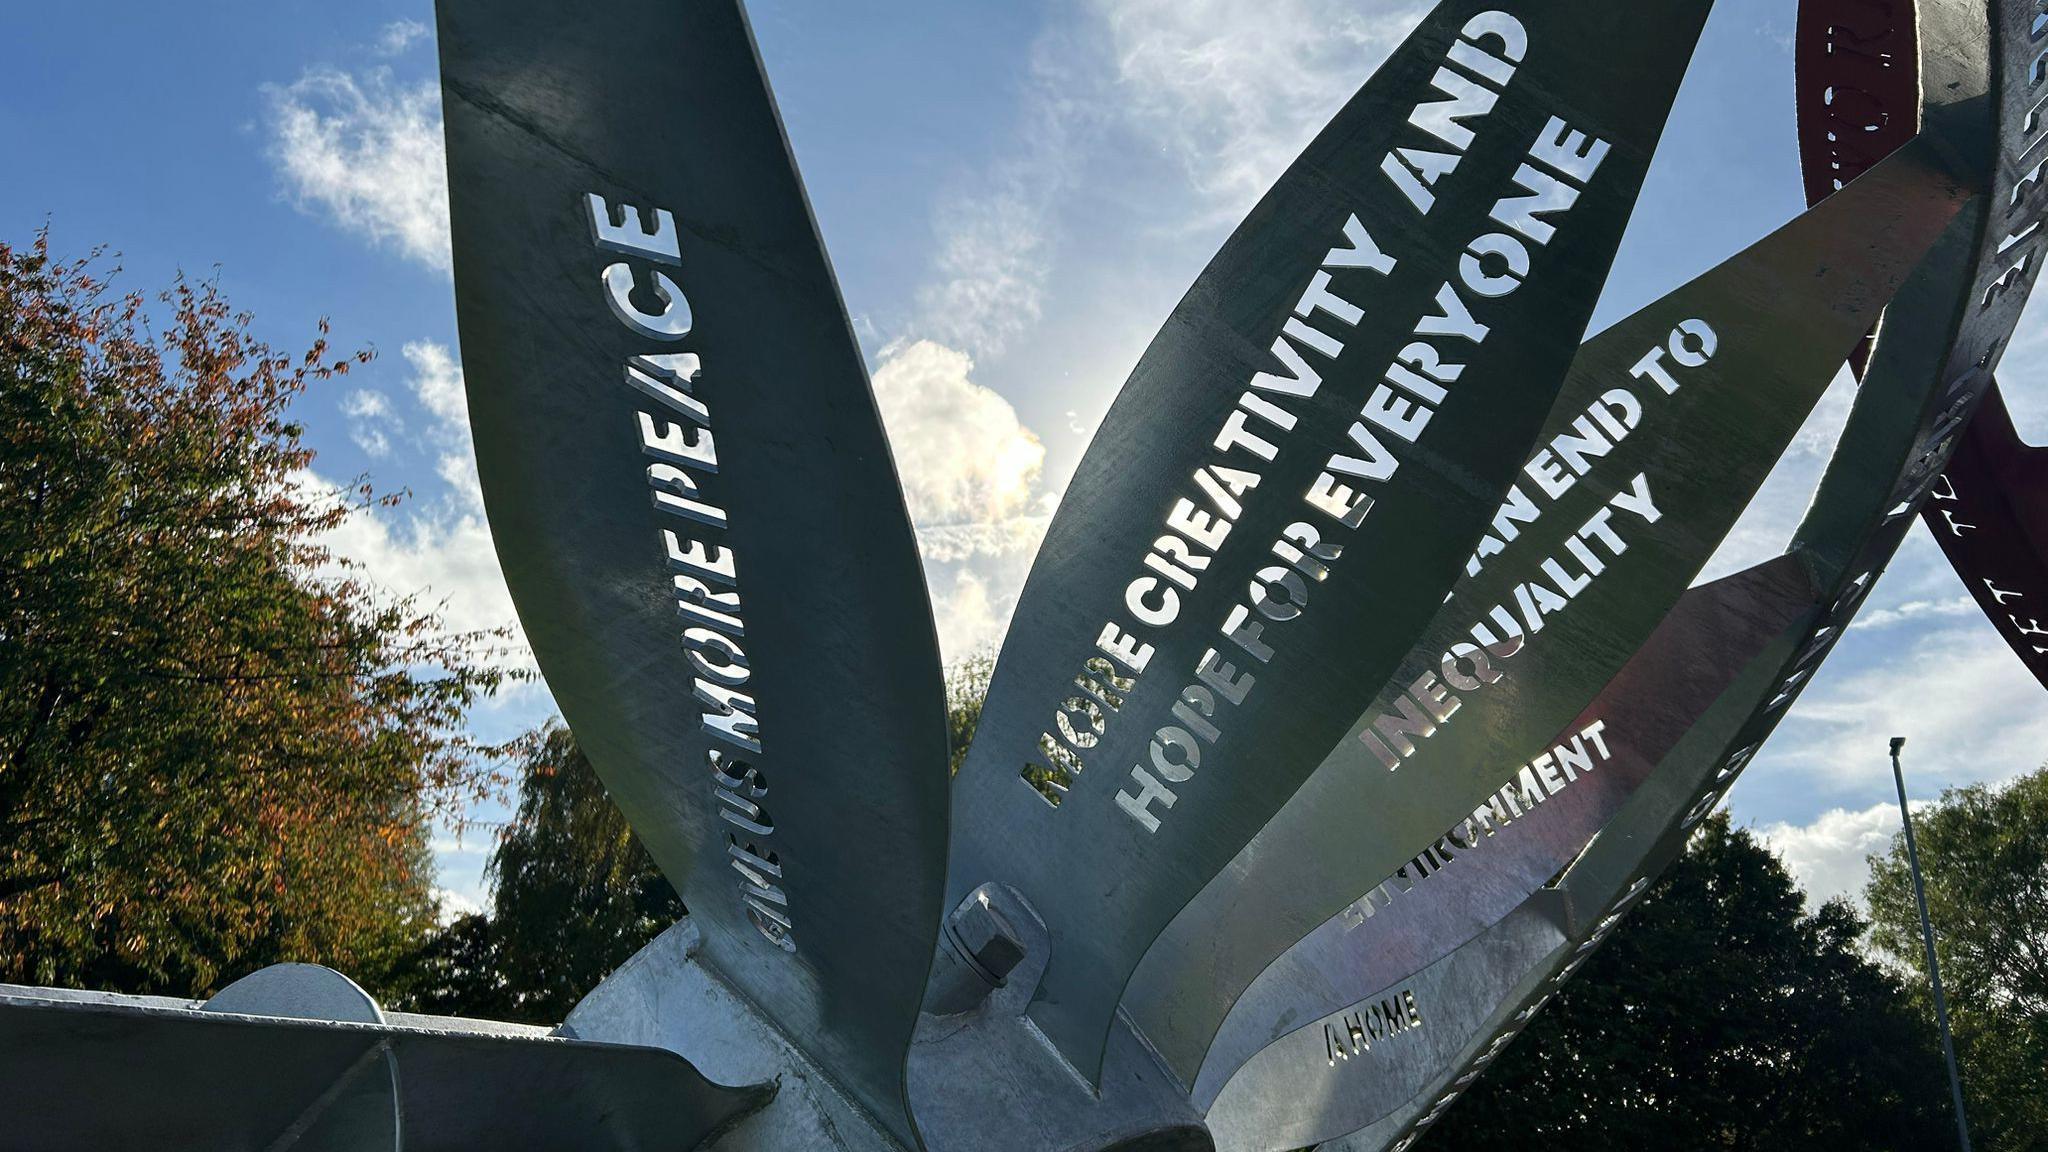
left=0, top=234, right=516, bottom=999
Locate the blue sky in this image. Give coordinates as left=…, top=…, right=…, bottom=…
left=6, top=0, right=2045, bottom=916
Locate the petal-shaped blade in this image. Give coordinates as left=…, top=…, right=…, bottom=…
left=435, top=1, right=948, bottom=1137
left=1127, top=127, right=1977, bottom=1087
left=942, top=0, right=1716, bottom=1081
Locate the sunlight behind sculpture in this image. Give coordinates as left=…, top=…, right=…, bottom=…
left=4, top=0, right=2045, bottom=1149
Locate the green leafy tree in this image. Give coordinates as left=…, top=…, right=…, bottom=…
left=1423, top=815, right=1953, bottom=1150
left=0, top=236, right=513, bottom=999
left=1867, top=767, right=2048, bottom=1151
left=407, top=725, right=681, bottom=1024
left=946, top=650, right=994, bottom=775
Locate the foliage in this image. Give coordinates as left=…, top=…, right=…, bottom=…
left=946, top=649, right=995, bottom=775
left=1424, top=815, right=1954, bottom=1151
left=414, top=651, right=997, bottom=1021
left=0, top=235, right=515, bottom=998
left=1867, top=766, right=2048, bottom=1151
left=405, top=725, right=681, bottom=1025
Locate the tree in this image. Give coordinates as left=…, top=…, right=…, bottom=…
left=412, top=649, right=998, bottom=1022
left=407, top=725, right=681, bottom=1024
left=1867, top=767, right=2048, bottom=1151
left=0, top=236, right=513, bottom=1000
left=1422, top=815, right=1954, bottom=1150
left=946, top=650, right=994, bottom=775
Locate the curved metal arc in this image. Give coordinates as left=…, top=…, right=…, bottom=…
left=435, top=1, right=949, bottom=1141
left=1922, top=386, right=2048, bottom=689
left=1798, top=0, right=2048, bottom=691
left=937, top=0, right=1720, bottom=1086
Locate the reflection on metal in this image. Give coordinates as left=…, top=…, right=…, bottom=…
left=1197, top=557, right=1815, bottom=1123
left=13, top=2, right=2048, bottom=1150
left=907, top=885, right=1215, bottom=1152
left=938, top=0, right=1717, bottom=1092
left=0, top=975, right=768, bottom=1151
left=1128, top=126, right=1974, bottom=1094
left=1205, top=556, right=1815, bottom=1149
left=435, top=0, right=949, bottom=1141
left=204, top=963, right=387, bottom=1025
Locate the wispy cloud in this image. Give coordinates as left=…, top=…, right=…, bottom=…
left=1088, top=0, right=1425, bottom=222
left=914, top=184, right=1061, bottom=361
left=1851, top=596, right=1979, bottom=631
left=376, top=18, right=430, bottom=58
left=264, top=66, right=450, bottom=271
left=400, top=340, right=482, bottom=508
left=1755, top=618, right=2048, bottom=802
left=341, top=389, right=399, bottom=457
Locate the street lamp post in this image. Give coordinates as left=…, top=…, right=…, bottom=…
left=1890, top=737, right=1973, bottom=1152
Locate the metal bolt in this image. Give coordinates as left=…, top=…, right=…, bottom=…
left=948, top=891, right=1025, bottom=984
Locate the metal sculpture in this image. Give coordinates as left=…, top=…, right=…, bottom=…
left=1233, top=1, right=2044, bottom=1145
left=5, top=0, right=2045, bottom=1149
left=1131, top=123, right=1971, bottom=1105
left=435, top=0, right=953, bottom=1142
left=938, top=0, right=1713, bottom=1097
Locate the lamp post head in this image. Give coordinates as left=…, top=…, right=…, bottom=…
left=1891, top=737, right=1907, bottom=756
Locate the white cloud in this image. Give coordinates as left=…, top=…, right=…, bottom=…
left=1759, top=619, right=2048, bottom=798
left=265, top=66, right=450, bottom=272
left=326, top=339, right=509, bottom=648
left=296, top=343, right=526, bottom=679
left=404, top=339, right=468, bottom=427
left=432, top=886, right=484, bottom=925
left=299, top=465, right=527, bottom=666
left=1850, top=596, right=1979, bottom=631
left=341, top=388, right=400, bottom=457
left=400, top=340, right=483, bottom=509
left=929, top=568, right=1015, bottom=663
left=1089, top=0, right=1424, bottom=221
left=1757, top=802, right=1904, bottom=909
left=377, top=19, right=430, bottom=57
left=429, top=837, right=489, bottom=857
left=871, top=339, right=1051, bottom=563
